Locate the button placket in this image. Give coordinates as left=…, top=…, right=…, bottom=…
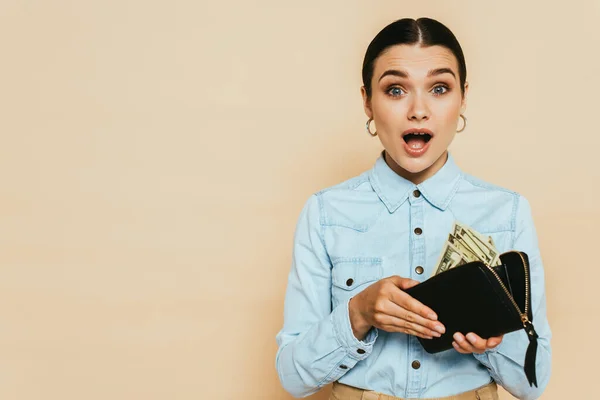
left=407, top=188, right=425, bottom=396
left=409, top=187, right=426, bottom=280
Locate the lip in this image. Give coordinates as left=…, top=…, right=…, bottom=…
left=403, top=139, right=431, bottom=157
left=402, top=127, right=434, bottom=157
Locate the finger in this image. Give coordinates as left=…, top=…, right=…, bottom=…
left=398, top=278, right=420, bottom=290
left=381, top=324, right=433, bottom=340
left=384, top=301, right=446, bottom=336
left=453, top=332, right=482, bottom=354
left=454, top=338, right=477, bottom=354
left=404, top=327, right=433, bottom=339
left=388, top=276, right=421, bottom=291
left=452, top=341, right=471, bottom=354
left=389, top=288, right=439, bottom=322
left=377, top=313, right=441, bottom=338
left=465, top=333, right=488, bottom=352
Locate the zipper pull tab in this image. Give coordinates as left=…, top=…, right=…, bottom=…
left=522, top=318, right=539, bottom=387
left=524, top=320, right=538, bottom=339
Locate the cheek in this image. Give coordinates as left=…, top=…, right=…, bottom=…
left=433, top=103, right=461, bottom=128
left=434, top=96, right=461, bottom=115
left=371, top=96, right=403, bottom=123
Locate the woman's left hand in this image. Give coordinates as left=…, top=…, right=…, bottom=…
left=452, top=332, right=504, bottom=354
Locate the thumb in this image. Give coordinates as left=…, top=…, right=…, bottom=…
left=487, top=335, right=504, bottom=348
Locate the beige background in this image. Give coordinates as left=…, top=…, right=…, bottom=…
left=0, top=1, right=598, bottom=399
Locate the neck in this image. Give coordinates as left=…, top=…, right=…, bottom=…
left=384, top=150, right=448, bottom=185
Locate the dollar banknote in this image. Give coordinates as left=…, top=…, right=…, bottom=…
left=432, top=222, right=501, bottom=276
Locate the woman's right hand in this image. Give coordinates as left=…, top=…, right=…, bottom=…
left=348, top=275, right=446, bottom=340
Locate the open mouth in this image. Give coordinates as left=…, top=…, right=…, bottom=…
left=403, top=132, right=432, bottom=146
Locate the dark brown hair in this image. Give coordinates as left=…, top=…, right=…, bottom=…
left=362, top=17, right=467, bottom=100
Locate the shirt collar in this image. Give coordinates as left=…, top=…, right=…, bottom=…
left=368, top=150, right=462, bottom=212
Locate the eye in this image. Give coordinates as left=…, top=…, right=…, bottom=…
left=432, top=84, right=450, bottom=96
left=386, top=86, right=405, bottom=98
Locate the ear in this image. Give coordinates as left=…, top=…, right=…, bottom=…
left=360, top=86, right=373, bottom=119
left=460, top=81, right=469, bottom=114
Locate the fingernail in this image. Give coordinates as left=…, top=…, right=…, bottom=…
left=432, top=331, right=441, bottom=338
left=435, top=324, right=445, bottom=334
left=466, top=333, right=476, bottom=343
left=428, top=313, right=437, bottom=320
left=453, top=333, right=462, bottom=342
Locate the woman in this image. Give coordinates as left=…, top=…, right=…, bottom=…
left=275, top=17, right=551, bottom=400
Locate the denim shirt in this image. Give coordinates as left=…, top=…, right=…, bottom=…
left=275, top=151, right=552, bottom=399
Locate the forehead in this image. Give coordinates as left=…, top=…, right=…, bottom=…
left=373, top=44, right=459, bottom=79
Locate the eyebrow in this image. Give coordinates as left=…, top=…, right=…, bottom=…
left=378, top=67, right=456, bottom=82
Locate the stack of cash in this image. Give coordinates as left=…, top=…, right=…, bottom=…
left=432, top=222, right=501, bottom=277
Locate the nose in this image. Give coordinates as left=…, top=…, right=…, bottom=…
left=408, top=93, right=430, bottom=121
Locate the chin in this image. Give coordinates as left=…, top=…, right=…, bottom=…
left=401, top=159, right=434, bottom=174
left=388, top=151, right=437, bottom=174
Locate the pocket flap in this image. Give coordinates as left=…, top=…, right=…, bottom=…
left=331, top=257, right=383, bottom=291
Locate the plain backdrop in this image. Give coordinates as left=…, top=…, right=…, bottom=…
left=0, top=1, right=598, bottom=399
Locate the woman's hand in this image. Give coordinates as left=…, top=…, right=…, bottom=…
left=452, top=332, right=504, bottom=354
left=348, top=275, right=446, bottom=341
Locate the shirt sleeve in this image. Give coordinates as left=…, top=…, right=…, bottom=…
left=473, top=195, right=552, bottom=400
left=275, top=194, right=378, bottom=398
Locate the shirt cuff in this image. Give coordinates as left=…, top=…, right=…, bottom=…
left=331, top=297, right=378, bottom=361
left=472, top=338, right=502, bottom=368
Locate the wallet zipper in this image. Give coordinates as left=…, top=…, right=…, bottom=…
left=485, top=251, right=539, bottom=387
left=483, top=251, right=531, bottom=328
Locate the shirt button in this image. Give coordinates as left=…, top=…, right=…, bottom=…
left=413, top=189, right=421, bottom=198
left=346, top=278, right=354, bottom=287
left=411, top=360, right=421, bottom=369
left=414, top=227, right=423, bottom=235
left=357, top=349, right=366, bottom=354
left=340, top=364, right=348, bottom=369
left=415, top=266, right=424, bottom=275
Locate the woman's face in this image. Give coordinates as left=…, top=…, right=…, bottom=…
left=361, top=44, right=468, bottom=183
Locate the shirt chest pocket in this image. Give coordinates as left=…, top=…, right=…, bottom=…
left=330, top=257, right=383, bottom=309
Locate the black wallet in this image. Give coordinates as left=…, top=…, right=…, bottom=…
left=404, top=251, right=539, bottom=387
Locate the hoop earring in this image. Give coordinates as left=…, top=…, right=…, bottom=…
left=366, top=118, right=377, bottom=137
left=457, top=114, right=467, bottom=133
